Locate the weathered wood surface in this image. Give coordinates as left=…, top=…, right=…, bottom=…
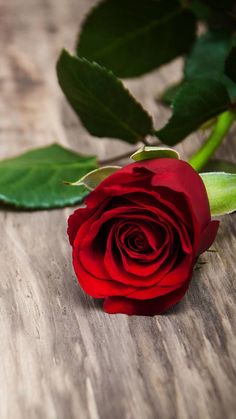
left=0, top=0, right=236, bottom=418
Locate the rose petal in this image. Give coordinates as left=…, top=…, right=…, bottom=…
left=125, top=255, right=193, bottom=299
left=68, top=207, right=90, bottom=246
left=127, top=194, right=193, bottom=255
left=149, top=159, right=211, bottom=230
left=67, top=198, right=110, bottom=245
left=72, top=240, right=135, bottom=298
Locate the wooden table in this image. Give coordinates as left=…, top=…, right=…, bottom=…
left=1, top=0, right=236, bottom=418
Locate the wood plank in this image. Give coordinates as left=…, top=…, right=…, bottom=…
left=0, top=0, right=235, bottom=418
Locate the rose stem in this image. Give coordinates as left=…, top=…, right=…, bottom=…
left=99, top=149, right=136, bottom=165
left=189, top=110, right=236, bottom=172
left=141, top=137, right=151, bottom=146
left=99, top=137, right=161, bottom=165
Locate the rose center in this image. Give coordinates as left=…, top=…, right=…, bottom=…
left=124, top=227, right=150, bottom=253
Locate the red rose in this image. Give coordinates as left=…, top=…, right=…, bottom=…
left=68, top=158, right=219, bottom=316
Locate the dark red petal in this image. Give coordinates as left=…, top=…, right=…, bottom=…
left=104, top=217, right=180, bottom=288
left=78, top=206, right=160, bottom=280
left=118, top=232, right=174, bottom=278
left=118, top=220, right=163, bottom=253
left=126, top=194, right=193, bottom=255
left=198, top=220, right=219, bottom=254
left=117, top=219, right=171, bottom=263
left=103, top=282, right=189, bottom=316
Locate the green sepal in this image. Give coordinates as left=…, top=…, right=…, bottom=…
left=66, top=166, right=121, bottom=191
left=201, top=172, right=236, bottom=216
left=131, top=146, right=180, bottom=162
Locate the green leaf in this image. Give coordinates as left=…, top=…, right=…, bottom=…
left=225, top=46, right=236, bottom=84
left=200, top=172, right=236, bottom=216
left=157, top=81, right=183, bottom=106
left=190, top=1, right=235, bottom=32
left=67, top=166, right=121, bottom=190
left=156, top=79, right=231, bottom=145
left=203, top=159, right=236, bottom=173
left=76, top=0, right=196, bottom=78
left=185, top=30, right=232, bottom=80
left=197, top=0, right=235, bottom=12
left=190, top=0, right=214, bottom=20
left=184, top=29, right=236, bottom=100
left=131, top=146, right=180, bottom=162
left=57, top=50, right=153, bottom=144
left=0, top=144, right=98, bottom=209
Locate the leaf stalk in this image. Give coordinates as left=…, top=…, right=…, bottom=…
left=189, top=110, right=236, bottom=171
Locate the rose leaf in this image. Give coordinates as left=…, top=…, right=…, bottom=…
left=57, top=50, right=153, bottom=144
left=225, top=46, right=236, bottom=84
left=200, top=172, right=236, bottom=216
left=0, top=144, right=98, bottom=209
left=76, top=0, right=196, bottom=78
left=157, top=81, right=184, bottom=106
left=185, top=29, right=232, bottom=80
left=196, top=0, right=235, bottom=12
left=184, top=29, right=236, bottom=101
left=155, top=79, right=231, bottom=145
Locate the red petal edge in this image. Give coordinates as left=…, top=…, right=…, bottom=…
left=198, top=220, right=219, bottom=254
left=103, top=282, right=189, bottom=316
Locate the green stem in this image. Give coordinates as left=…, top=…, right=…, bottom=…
left=99, top=149, right=135, bottom=165
left=189, top=110, right=236, bottom=172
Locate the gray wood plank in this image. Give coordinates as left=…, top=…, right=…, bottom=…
left=0, top=0, right=235, bottom=418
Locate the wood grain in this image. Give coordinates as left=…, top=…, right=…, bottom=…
left=0, top=0, right=236, bottom=418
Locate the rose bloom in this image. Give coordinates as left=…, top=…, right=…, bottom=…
left=68, top=158, right=219, bottom=316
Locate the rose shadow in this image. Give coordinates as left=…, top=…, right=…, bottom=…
left=70, top=280, right=104, bottom=312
